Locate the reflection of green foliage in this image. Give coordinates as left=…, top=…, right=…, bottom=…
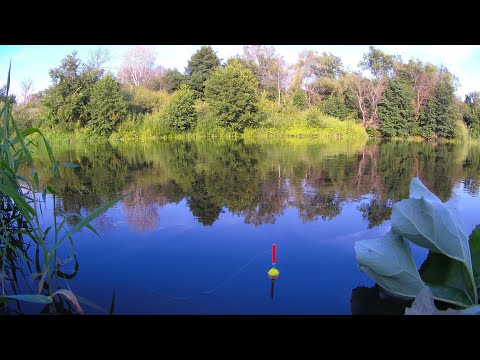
left=376, top=141, right=470, bottom=202
left=204, top=142, right=262, bottom=213
left=31, top=142, right=128, bottom=214
left=377, top=141, right=420, bottom=199
left=162, top=141, right=199, bottom=191
left=187, top=173, right=222, bottom=226
left=243, top=171, right=289, bottom=226
left=358, top=196, right=392, bottom=229
left=462, top=143, right=480, bottom=196
left=160, top=180, right=186, bottom=203
left=0, top=196, right=32, bottom=294
left=418, top=143, right=468, bottom=201
left=28, top=138, right=480, bottom=229
left=351, top=285, right=412, bottom=315
left=298, top=192, right=342, bottom=222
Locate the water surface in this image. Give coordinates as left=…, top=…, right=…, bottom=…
left=15, top=139, right=480, bottom=314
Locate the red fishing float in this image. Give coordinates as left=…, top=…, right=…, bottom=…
left=267, top=243, right=279, bottom=279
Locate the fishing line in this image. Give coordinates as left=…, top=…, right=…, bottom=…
left=127, top=248, right=270, bottom=301
left=200, top=249, right=270, bottom=295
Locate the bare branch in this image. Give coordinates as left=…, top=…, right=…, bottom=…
left=19, top=77, right=34, bottom=104
left=118, top=46, right=158, bottom=88
left=88, top=46, right=112, bottom=72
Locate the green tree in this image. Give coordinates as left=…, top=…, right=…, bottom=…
left=292, top=89, right=307, bottom=110
left=313, top=52, right=344, bottom=79
left=88, top=74, right=127, bottom=135
left=164, top=84, right=197, bottom=132
left=378, top=78, right=416, bottom=137
left=204, top=59, right=260, bottom=132
left=42, top=51, right=101, bottom=130
left=291, top=51, right=344, bottom=108
left=419, top=105, right=437, bottom=139
left=464, top=92, right=480, bottom=138
left=422, top=68, right=457, bottom=139
left=397, top=60, right=437, bottom=122
left=321, top=94, right=352, bottom=119
left=163, top=68, right=186, bottom=93
left=360, top=46, right=399, bottom=79
left=148, top=68, right=187, bottom=93
left=185, top=46, right=221, bottom=99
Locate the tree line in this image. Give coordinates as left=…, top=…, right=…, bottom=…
left=4, top=45, right=480, bottom=140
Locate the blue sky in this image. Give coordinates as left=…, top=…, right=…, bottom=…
left=1, top=45, right=479, bottom=99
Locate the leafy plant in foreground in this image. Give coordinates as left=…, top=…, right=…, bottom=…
left=0, top=65, right=120, bottom=314
left=355, top=176, right=480, bottom=313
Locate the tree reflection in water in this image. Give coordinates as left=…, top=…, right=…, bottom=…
left=16, top=139, right=480, bottom=314
left=27, top=139, right=480, bottom=232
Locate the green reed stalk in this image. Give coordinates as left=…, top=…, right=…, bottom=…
left=0, top=64, right=122, bottom=314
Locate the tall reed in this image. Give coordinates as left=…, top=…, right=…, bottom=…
left=0, top=64, right=120, bottom=314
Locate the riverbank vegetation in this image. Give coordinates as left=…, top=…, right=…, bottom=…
left=4, top=45, right=480, bottom=142
left=0, top=68, right=118, bottom=314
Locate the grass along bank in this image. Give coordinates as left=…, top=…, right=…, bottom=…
left=40, top=104, right=369, bottom=143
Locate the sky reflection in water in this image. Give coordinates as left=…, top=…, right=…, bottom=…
left=22, top=139, right=480, bottom=314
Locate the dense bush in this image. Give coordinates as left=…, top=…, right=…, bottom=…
left=123, top=86, right=170, bottom=114
left=453, top=119, right=469, bottom=141
left=163, top=85, right=197, bottom=132
left=205, top=59, right=260, bottom=132
left=292, top=89, right=307, bottom=110
left=88, top=74, right=127, bottom=135
left=321, top=94, right=353, bottom=120
left=305, top=107, right=327, bottom=128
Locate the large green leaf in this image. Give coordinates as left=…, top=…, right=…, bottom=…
left=408, top=177, right=441, bottom=202
left=354, top=232, right=425, bottom=299
left=419, top=252, right=475, bottom=307
left=391, top=177, right=476, bottom=303
left=469, top=225, right=480, bottom=287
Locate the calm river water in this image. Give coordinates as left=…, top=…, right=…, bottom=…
left=15, top=139, right=480, bottom=314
